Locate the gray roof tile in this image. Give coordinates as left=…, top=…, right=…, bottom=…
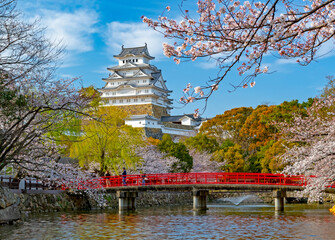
left=114, top=44, right=154, bottom=59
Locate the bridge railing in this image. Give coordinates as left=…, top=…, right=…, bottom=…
left=88, top=172, right=308, bottom=189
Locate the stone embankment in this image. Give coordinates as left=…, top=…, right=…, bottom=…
left=1, top=186, right=335, bottom=224
left=0, top=187, right=193, bottom=224
left=0, top=187, right=20, bottom=224
left=209, top=191, right=335, bottom=204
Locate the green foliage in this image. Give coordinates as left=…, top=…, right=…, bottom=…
left=200, top=107, right=253, bottom=145
left=158, top=134, right=193, bottom=172
left=69, top=106, right=144, bottom=175
left=48, top=86, right=104, bottom=155
left=184, top=134, right=219, bottom=153
left=220, top=139, right=235, bottom=151
left=213, top=144, right=245, bottom=172
left=79, top=86, right=102, bottom=109
left=245, top=154, right=262, bottom=173
left=194, top=97, right=316, bottom=174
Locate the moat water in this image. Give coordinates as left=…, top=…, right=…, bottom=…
left=1, top=204, right=335, bottom=239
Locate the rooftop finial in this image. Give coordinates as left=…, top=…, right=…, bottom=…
left=122, top=45, right=124, bottom=49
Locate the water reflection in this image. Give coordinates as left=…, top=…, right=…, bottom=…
left=1, top=204, right=335, bottom=239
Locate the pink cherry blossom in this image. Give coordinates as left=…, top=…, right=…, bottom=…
left=280, top=96, right=335, bottom=201
left=143, top=0, right=335, bottom=104
left=194, top=86, right=202, bottom=93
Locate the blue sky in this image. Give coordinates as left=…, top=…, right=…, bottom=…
left=19, top=0, right=335, bottom=118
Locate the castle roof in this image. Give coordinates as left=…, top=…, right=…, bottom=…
left=107, top=63, right=158, bottom=71
left=160, top=114, right=205, bottom=123
left=98, top=84, right=171, bottom=93
left=113, top=44, right=154, bottom=59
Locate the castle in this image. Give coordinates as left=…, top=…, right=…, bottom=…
left=99, top=44, right=205, bottom=139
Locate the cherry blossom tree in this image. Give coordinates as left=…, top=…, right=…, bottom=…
left=0, top=0, right=93, bottom=175
left=135, top=145, right=224, bottom=174
left=280, top=97, right=335, bottom=201
left=143, top=0, right=335, bottom=104
left=189, top=148, right=224, bottom=172
left=134, top=145, right=179, bottom=174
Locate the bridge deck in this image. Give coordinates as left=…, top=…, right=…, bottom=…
left=67, top=172, right=312, bottom=191
left=103, top=184, right=303, bottom=192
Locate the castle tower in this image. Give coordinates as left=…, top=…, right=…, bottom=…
left=99, top=44, right=172, bottom=118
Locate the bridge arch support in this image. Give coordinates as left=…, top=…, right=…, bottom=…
left=193, top=189, right=209, bottom=211
left=273, top=189, right=286, bottom=211
left=117, top=190, right=138, bottom=211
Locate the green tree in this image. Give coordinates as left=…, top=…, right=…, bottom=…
left=69, top=107, right=144, bottom=175
left=184, top=134, right=218, bottom=153
left=200, top=107, right=253, bottom=145
left=213, top=144, right=245, bottom=172
left=158, top=134, right=193, bottom=172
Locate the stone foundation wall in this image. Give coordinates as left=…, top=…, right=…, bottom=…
left=0, top=187, right=20, bottom=224
left=18, top=191, right=193, bottom=213
left=1, top=188, right=193, bottom=217
left=209, top=191, right=335, bottom=204
left=145, top=128, right=163, bottom=139
left=116, top=104, right=169, bottom=118
left=152, top=105, right=169, bottom=118
left=18, top=192, right=91, bottom=213
left=96, top=191, right=192, bottom=209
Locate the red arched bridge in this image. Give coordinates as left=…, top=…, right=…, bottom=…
left=99, top=172, right=307, bottom=188
left=71, top=172, right=310, bottom=190
left=68, top=172, right=334, bottom=212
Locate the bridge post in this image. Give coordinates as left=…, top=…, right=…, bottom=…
left=273, top=190, right=286, bottom=211
left=193, top=189, right=209, bottom=211
left=117, top=191, right=138, bottom=211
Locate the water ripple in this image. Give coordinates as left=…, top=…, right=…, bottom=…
left=1, top=204, right=335, bottom=240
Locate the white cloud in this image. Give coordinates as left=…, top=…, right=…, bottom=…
left=198, top=60, right=219, bottom=69
left=37, top=9, right=98, bottom=53
left=276, top=58, right=298, bottom=65
left=315, top=39, right=335, bottom=59
left=105, top=21, right=168, bottom=60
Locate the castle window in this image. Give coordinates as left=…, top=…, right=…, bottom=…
left=134, top=99, right=138, bottom=102
left=123, top=60, right=125, bottom=63
left=137, top=90, right=141, bottom=94
left=112, top=92, right=116, bottom=95
left=111, top=82, right=114, bottom=85
left=143, top=80, right=146, bottom=83
left=112, top=100, right=116, bottom=103
left=136, top=59, right=138, bottom=62
left=119, top=99, right=123, bottom=103
left=145, top=90, right=149, bottom=93
left=141, top=98, right=145, bottom=102
left=127, top=99, right=131, bottom=103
